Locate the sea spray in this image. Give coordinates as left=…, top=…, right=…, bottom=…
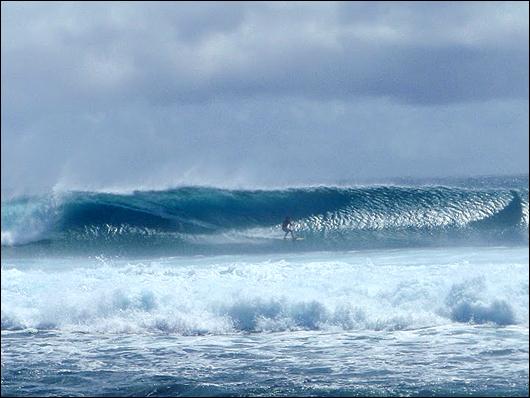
left=2, top=248, right=527, bottom=334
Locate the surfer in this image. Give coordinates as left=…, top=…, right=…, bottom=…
left=282, top=216, right=295, bottom=240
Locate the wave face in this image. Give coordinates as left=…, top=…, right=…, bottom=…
left=1, top=176, right=528, bottom=254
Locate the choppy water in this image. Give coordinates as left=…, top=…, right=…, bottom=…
left=2, top=326, right=528, bottom=397
left=2, top=247, right=528, bottom=396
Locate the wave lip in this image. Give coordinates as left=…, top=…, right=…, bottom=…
left=1, top=182, right=528, bottom=252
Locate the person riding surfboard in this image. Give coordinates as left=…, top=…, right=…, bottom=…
left=282, top=216, right=296, bottom=240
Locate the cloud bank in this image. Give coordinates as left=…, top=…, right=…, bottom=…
left=2, top=1, right=528, bottom=195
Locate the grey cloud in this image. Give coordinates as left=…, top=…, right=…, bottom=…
left=2, top=1, right=528, bottom=109
left=2, top=96, right=527, bottom=195
left=1, top=2, right=528, bottom=195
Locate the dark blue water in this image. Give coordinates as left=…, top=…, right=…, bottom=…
left=2, top=326, right=528, bottom=397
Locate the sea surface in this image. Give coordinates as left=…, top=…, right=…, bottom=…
left=1, top=175, right=528, bottom=396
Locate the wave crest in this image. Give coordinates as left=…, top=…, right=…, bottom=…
left=2, top=184, right=528, bottom=252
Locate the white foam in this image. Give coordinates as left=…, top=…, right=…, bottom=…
left=1, top=194, right=63, bottom=246
left=1, top=231, right=15, bottom=246
left=1, top=247, right=528, bottom=334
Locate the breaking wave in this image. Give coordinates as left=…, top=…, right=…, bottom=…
left=1, top=179, right=528, bottom=254
left=1, top=251, right=527, bottom=334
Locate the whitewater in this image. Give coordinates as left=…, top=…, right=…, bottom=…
left=1, top=175, right=529, bottom=396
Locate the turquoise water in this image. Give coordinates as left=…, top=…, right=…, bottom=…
left=2, top=247, right=528, bottom=396
left=2, top=178, right=528, bottom=255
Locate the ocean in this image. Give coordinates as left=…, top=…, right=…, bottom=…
left=1, top=175, right=528, bottom=396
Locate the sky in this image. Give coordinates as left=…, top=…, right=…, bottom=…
left=1, top=1, right=529, bottom=195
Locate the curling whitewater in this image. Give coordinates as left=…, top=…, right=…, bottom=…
left=1, top=247, right=528, bottom=396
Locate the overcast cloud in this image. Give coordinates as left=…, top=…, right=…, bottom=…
left=1, top=1, right=528, bottom=196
